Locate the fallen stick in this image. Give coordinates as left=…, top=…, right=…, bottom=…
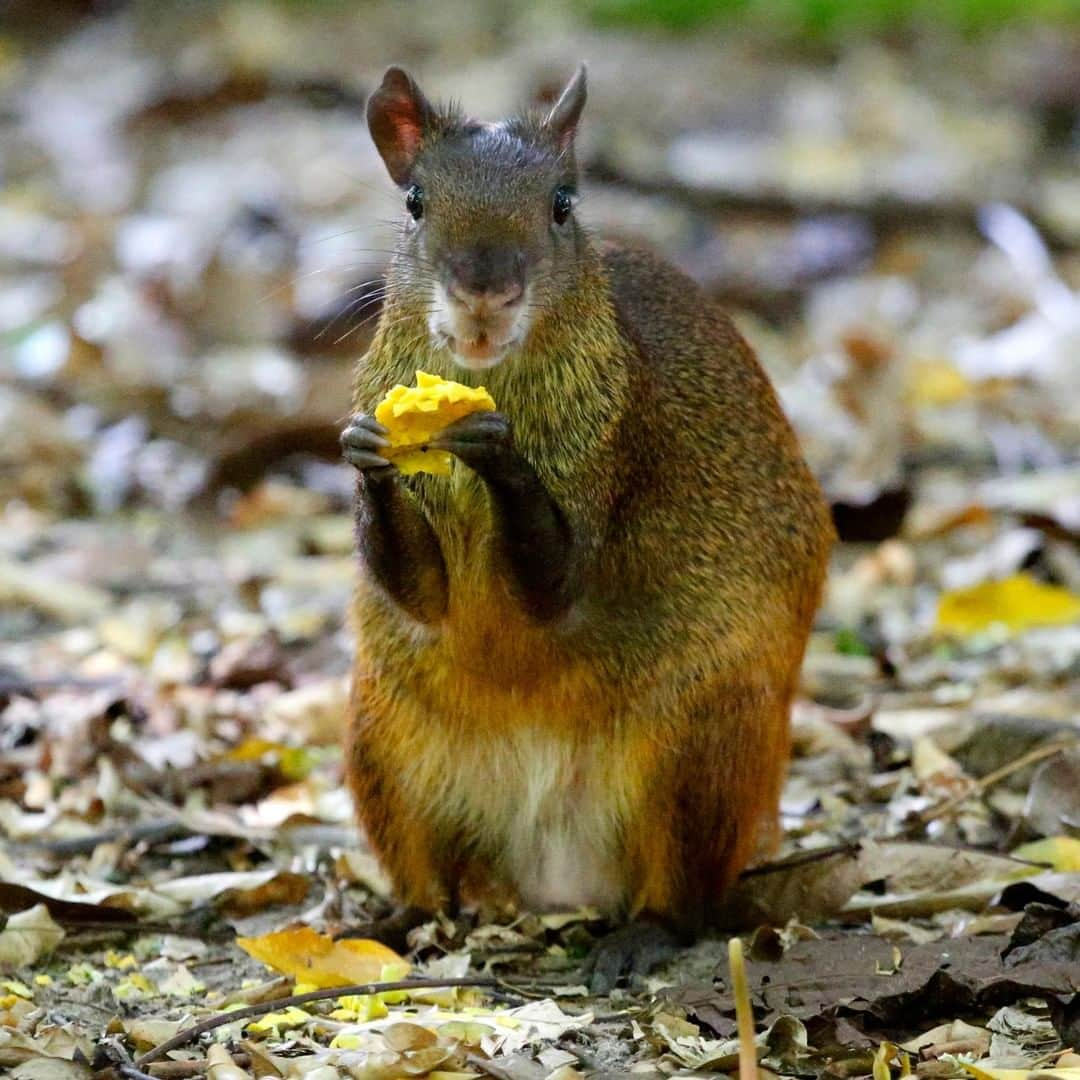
left=917, top=736, right=1078, bottom=828
left=135, top=977, right=498, bottom=1067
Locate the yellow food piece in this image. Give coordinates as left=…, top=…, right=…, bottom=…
left=374, top=371, right=496, bottom=476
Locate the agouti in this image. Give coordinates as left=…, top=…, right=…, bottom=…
left=342, top=65, right=834, bottom=989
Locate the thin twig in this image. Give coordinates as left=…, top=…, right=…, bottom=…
left=118, top=1065, right=160, bottom=1080
left=917, top=737, right=1078, bottom=828
left=135, top=977, right=498, bottom=1067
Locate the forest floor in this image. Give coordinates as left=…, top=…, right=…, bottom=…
left=1, top=3, right=1079, bottom=1078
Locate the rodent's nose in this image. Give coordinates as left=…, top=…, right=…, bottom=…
left=447, top=280, right=524, bottom=315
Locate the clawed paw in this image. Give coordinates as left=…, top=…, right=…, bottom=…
left=429, top=411, right=513, bottom=470
left=582, top=921, right=680, bottom=994
left=342, top=414, right=396, bottom=477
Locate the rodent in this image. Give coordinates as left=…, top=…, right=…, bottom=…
left=342, top=64, right=834, bottom=990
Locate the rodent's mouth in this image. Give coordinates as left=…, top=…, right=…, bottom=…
left=446, top=332, right=512, bottom=370
left=429, top=282, right=530, bottom=371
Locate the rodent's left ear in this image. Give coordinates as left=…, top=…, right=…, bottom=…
left=544, top=64, right=587, bottom=153
left=367, top=66, right=435, bottom=186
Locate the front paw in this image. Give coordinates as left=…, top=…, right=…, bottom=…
left=342, top=414, right=396, bottom=480
left=429, top=411, right=514, bottom=476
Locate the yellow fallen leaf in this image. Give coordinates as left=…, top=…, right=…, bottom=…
left=225, top=737, right=317, bottom=781
left=375, top=370, right=496, bottom=476
left=907, top=359, right=971, bottom=406
left=936, top=574, right=1080, bottom=636
left=1013, top=836, right=1080, bottom=873
left=236, top=926, right=407, bottom=989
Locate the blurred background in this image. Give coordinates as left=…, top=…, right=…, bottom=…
left=2, top=0, right=1079, bottom=791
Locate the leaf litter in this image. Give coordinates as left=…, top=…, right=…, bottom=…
left=2, top=2, right=1080, bottom=1077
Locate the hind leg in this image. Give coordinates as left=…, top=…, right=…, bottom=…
left=345, top=709, right=456, bottom=917
left=588, top=681, right=791, bottom=990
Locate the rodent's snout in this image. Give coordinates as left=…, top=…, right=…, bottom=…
left=447, top=279, right=524, bottom=315
left=445, top=248, right=526, bottom=313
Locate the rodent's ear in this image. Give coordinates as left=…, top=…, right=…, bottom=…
left=544, top=64, right=587, bottom=153
left=367, top=67, right=435, bottom=186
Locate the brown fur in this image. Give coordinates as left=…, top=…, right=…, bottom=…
left=346, top=76, right=834, bottom=933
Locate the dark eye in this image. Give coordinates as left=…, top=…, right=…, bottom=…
left=405, top=185, right=424, bottom=220
left=552, top=187, right=573, bottom=225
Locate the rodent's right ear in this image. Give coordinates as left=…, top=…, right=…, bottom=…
left=366, top=67, right=436, bottom=186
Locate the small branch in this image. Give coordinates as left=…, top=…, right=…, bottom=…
left=146, top=1056, right=250, bottom=1079
left=118, top=1066, right=160, bottom=1080
left=917, top=737, right=1078, bottom=829
left=135, top=977, right=498, bottom=1067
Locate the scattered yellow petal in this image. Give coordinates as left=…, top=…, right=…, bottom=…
left=1013, top=836, right=1080, bottom=873
left=66, top=963, right=98, bottom=986
left=330, top=993, right=388, bottom=1021
left=236, top=927, right=407, bottom=989
left=936, top=574, right=1080, bottom=636
left=105, top=950, right=138, bottom=970
left=374, top=371, right=496, bottom=476
left=2, top=980, right=32, bottom=999
left=330, top=1032, right=366, bottom=1050
left=247, top=1006, right=314, bottom=1036
left=438, top=1021, right=495, bottom=1045
left=114, top=973, right=156, bottom=1001
left=33, top=974, right=53, bottom=987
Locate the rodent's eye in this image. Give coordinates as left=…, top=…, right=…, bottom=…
left=405, top=185, right=424, bottom=221
left=552, top=186, right=573, bottom=226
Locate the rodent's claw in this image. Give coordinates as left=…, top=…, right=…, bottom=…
left=429, top=410, right=513, bottom=470
left=342, top=413, right=396, bottom=476
left=583, top=921, right=680, bottom=994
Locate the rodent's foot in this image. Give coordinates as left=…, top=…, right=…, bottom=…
left=336, top=904, right=432, bottom=955
left=583, top=920, right=680, bottom=994
left=342, top=413, right=396, bottom=478
left=429, top=410, right=513, bottom=475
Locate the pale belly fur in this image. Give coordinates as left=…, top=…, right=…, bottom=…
left=424, top=726, right=632, bottom=912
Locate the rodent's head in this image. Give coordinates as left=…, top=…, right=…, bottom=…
left=367, top=65, right=588, bottom=370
